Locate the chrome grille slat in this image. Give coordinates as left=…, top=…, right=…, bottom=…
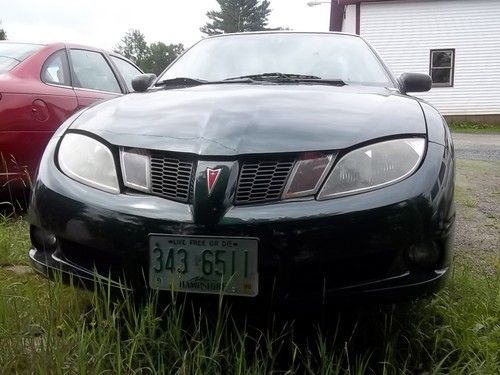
left=150, top=153, right=194, bottom=203
left=235, top=160, right=295, bottom=205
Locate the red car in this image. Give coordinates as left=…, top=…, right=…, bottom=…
left=0, top=41, right=142, bottom=190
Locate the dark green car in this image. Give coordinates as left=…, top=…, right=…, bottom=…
left=28, top=32, right=455, bottom=304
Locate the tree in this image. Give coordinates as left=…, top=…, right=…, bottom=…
left=114, top=30, right=184, bottom=74
left=141, top=42, right=184, bottom=75
left=114, top=29, right=149, bottom=67
left=0, top=21, right=6, bottom=40
left=201, top=0, right=272, bottom=36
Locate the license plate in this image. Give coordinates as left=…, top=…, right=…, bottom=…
left=148, top=234, right=259, bottom=297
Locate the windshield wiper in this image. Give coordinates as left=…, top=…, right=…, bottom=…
left=155, top=76, right=255, bottom=88
left=295, top=78, right=346, bottom=86
left=154, top=74, right=346, bottom=88
left=224, top=72, right=322, bottom=81
left=154, top=77, right=209, bottom=87
left=224, top=72, right=346, bottom=86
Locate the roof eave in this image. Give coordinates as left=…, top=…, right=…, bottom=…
left=339, top=0, right=411, bottom=4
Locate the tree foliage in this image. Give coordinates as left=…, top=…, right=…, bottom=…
left=0, top=21, right=7, bottom=40
left=201, top=0, right=272, bottom=36
left=114, top=29, right=149, bottom=67
left=141, top=42, right=184, bottom=76
left=114, top=29, right=184, bottom=75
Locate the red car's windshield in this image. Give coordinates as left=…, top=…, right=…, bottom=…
left=0, top=42, right=43, bottom=73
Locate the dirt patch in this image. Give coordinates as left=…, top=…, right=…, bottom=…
left=3, top=265, right=33, bottom=276
left=454, top=159, right=499, bottom=275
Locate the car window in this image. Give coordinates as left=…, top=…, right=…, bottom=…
left=0, top=42, right=43, bottom=73
left=159, top=33, right=393, bottom=87
left=70, top=49, right=121, bottom=93
left=110, top=56, right=142, bottom=91
left=41, top=49, right=71, bottom=86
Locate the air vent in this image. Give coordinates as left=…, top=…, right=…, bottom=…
left=235, top=160, right=295, bottom=204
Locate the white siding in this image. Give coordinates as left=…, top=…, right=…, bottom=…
left=342, top=5, right=357, bottom=34
left=359, top=0, right=500, bottom=116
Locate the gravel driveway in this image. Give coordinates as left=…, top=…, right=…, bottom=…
left=452, top=132, right=500, bottom=161
left=452, top=132, right=499, bottom=275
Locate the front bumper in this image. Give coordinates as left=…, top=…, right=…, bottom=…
left=28, top=138, right=455, bottom=303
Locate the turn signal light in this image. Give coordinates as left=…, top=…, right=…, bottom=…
left=282, top=153, right=334, bottom=199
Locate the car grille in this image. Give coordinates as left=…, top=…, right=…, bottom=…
left=146, top=153, right=295, bottom=205
left=150, top=153, right=194, bottom=203
left=235, top=160, right=295, bottom=205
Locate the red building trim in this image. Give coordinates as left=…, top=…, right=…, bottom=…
left=355, top=3, right=361, bottom=34
left=339, top=0, right=416, bottom=4
left=330, top=2, right=346, bottom=31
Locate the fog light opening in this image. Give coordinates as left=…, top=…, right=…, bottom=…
left=31, top=226, right=58, bottom=252
left=406, top=242, right=440, bottom=269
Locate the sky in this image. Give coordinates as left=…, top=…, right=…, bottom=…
left=0, top=0, right=331, bottom=50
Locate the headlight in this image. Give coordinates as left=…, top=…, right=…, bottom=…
left=318, top=138, right=425, bottom=199
left=120, top=148, right=151, bottom=192
left=58, top=133, right=119, bottom=193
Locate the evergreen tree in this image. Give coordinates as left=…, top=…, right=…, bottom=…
left=201, top=0, right=272, bottom=36
left=0, top=21, right=7, bottom=40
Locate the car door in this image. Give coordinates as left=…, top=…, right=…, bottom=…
left=9, top=48, right=79, bottom=179
left=37, top=48, right=78, bottom=131
left=109, top=55, right=143, bottom=92
left=68, top=48, right=122, bottom=109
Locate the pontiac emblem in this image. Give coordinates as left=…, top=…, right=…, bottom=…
left=206, top=168, right=222, bottom=195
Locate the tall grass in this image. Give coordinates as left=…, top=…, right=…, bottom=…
left=0, top=266, right=498, bottom=372
left=0, top=216, right=498, bottom=374
left=0, top=152, right=31, bottom=214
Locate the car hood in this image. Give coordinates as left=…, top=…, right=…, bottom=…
left=70, top=84, right=426, bottom=155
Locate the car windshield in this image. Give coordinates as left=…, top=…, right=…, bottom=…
left=0, top=42, right=43, bottom=73
left=158, top=33, right=394, bottom=87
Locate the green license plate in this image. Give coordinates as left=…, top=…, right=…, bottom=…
left=148, top=234, right=259, bottom=297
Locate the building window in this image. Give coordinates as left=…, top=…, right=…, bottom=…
left=430, top=49, right=455, bottom=87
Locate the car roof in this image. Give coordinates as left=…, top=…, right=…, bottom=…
left=1, top=40, right=116, bottom=56
left=204, top=31, right=361, bottom=40
left=0, top=40, right=140, bottom=70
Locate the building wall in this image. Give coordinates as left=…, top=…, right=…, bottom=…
left=342, top=4, right=357, bottom=34
left=357, top=0, right=500, bottom=116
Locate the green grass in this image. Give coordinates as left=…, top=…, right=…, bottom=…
left=0, top=215, right=29, bottom=266
left=448, top=121, right=500, bottom=134
left=0, top=215, right=498, bottom=374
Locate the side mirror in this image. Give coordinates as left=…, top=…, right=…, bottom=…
left=131, top=73, right=157, bottom=92
left=399, top=73, right=432, bottom=94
